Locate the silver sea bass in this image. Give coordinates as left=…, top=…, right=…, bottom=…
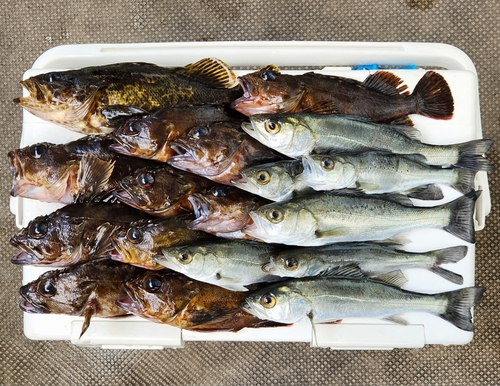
left=155, top=240, right=281, bottom=291
left=265, top=243, right=467, bottom=284
left=241, top=113, right=494, bottom=171
left=298, top=152, right=477, bottom=199
left=241, top=277, right=485, bottom=331
left=243, top=191, right=479, bottom=246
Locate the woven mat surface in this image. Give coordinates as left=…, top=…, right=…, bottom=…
left=1, top=1, right=499, bottom=385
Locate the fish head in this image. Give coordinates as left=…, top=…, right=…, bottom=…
left=10, top=213, right=87, bottom=266
left=117, top=270, right=196, bottom=323
left=230, top=65, right=304, bottom=116
left=8, top=143, right=80, bottom=203
left=298, top=154, right=356, bottom=191
left=243, top=202, right=317, bottom=245
left=14, top=74, right=99, bottom=132
left=19, top=269, right=97, bottom=315
left=110, top=218, right=162, bottom=269
left=187, top=186, right=262, bottom=234
left=241, top=114, right=315, bottom=158
left=110, top=115, right=173, bottom=161
left=168, top=121, right=247, bottom=176
left=231, top=161, right=300, bottom=202
left=155, top=244, right=208, bottom=277
left=113, top=165, right=193, bottom=217
left=241, top=283, right=310, bottom=324
left=264, top=253, right=310, bottom=278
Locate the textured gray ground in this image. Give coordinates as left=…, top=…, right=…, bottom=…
left=1, top=1, right=499, bottom=385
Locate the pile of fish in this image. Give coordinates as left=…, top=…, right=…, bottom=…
left=9, top=57, right=493, bottom=341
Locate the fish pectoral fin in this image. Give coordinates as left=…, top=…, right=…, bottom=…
left=214, top=273, right=249, bottom=292
left=183, top=57, right=239, bottom=88
left=320, top=263, right=366, bottom=280
left=78, top=293, right=98, bottom=339
left=301, top=100, right=341, bottom=114
left=383, top=314, right=410, bottom=326
left=315, top=227, right=350, bottom=239
left=90, top=223, right=119, bottom=257
left=101, top=105, right=149, bottom=121
left=65, top=87, right=99, bottom=124
left=361, top=71, right=410, bottom=96
left=76, top=153, right=115, bottom=202
left=371, top=270, right=408, bottom=288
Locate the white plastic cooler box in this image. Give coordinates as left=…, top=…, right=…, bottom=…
left=10, top=41, right=490, bottom=349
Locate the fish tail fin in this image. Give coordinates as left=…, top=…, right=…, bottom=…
left=455, top=139, right=495, bottom=172
left=412, top=71, right=454, bottom=119
left=444, top=190, right=480, bottom=243
left=429, top=245, right=468, bottom=284
left=452, top=169, right=477, bottom=194
left=439, top=286, right=485, bottom=331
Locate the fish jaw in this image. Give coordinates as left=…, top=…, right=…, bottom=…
left=11, top=251, right=42, bottom=265
left=115, top=292, right=141, bottom=314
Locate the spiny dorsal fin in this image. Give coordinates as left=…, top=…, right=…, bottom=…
left=184, top=57, right=238, bottom=88
left=362, top=71, right=410, bottom=96
left=260, top=64, right=281, bottom=74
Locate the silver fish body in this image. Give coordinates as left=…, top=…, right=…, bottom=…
left=244, top=191, right=479, bottom=246
left=298, top=152, right=476, bottom=197
left=241, top=113, right=493, bottom=172
left=155, top=240, right=281, bottom=291
left=266, top=243, right=467, bottom=284
left=241, top=277, right=485, bottom=331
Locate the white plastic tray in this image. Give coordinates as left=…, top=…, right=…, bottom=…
left=10, top=42, right=490, bottom=349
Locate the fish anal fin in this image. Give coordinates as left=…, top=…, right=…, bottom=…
left=76, top=153, right=115, bottom=202
left=407, top=184, right=444, bottom=201
left=184, top=58, right=238, bottom=88
left=362, top=71, right=410, bottom=96
left=383, top=314, right=410, bottom=325
left=372, top=270, right=408, bottom=288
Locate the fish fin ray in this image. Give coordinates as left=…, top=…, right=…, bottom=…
left=372, top=270, right=408, bottom=288
left=444, top=190, right=480, bottom=243
left=76, top=153, right=115, bottom=202
left=184, top=57, right=238, bottom=88
left=455, top=139, right=495, bottom=172
left=440, top=286, right=485, bottom=331
left=407, top=184, right=444, bottom=201
left=301, top=100, right=341, bottom=114
left=101, top=105, right=149, bottom=121
left=434, top=245, right=468, bottom=265
left=65, top=87, right=99, bottom=124
left=430, top=266, right=464, bottom=285
left=383, top=314, right=409, bottom=325
left=319, top=263, right=366, bottom=280
left=412, top=70, right=454, bottom=119
left=362, top=71, right=410, bottom=96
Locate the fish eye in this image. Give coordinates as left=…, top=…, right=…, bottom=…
left=126, top=227, right=143, bottom=244
left=126, top=121, right=142, bottom=136
left=192, top=126, right=209, bottom=138
left=212, top=187, right=227, bottom=197
left=39, top=280, right=57, bottom=297
left=321, top=157, right=335, bottom=170
left=47, top=74, right=56, bottom=83
left=267, top=208, right=284, bottom=223
left=284, top=257, right=298, bottom=270
left=178, top=251, right=193, bottom=264
left=261, top=70, right=277, bottom=81
left=256, top=170, right=271, bottom=185
left=28, top=220, right=48, bottom=239
left=137, top=172, right=155, bottom=187
left=144, top=275, right=162, bottom=292
left=29, top=144, right=46, bottom=159
left=264, top=120, right=281, bottom=134
left=260, top=293, right=276, bottom=308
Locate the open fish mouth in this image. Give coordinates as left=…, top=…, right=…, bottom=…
left=15, top=79, right=49, bottom=104
left=19, top=299, right=48, bottom=314
left=229, top=173, right=247, bottom=188
left=187, top=194, right=211, bottom=229
left=108, top=140, right=134, bottom=156
left=168, top=143, right=199, bottom=163
left=230, top=77, right=256, bottom=107
left=112, top=186, right=142, bottom=208
left=11, top=251, right=41, bottom=265
left=115, top=287, right=141, bottom=314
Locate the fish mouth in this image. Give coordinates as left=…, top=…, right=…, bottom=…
left=8, top=151, right=25, bottom=196
left=229, top=173, right=247, bottom=188
left=19, top=299, right=48, bottom=314
left=168, top=142, right=198, bottom=163
left=115, top=292, right=141, bottom=314
left=11, top=251, right=42, bottom=265
left=187, top=194, right=211, bottom=229
left=15, top=79, right=48, bottom=104
left=108, top=140, right=134, bottom=156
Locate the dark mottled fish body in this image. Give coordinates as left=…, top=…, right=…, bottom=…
left=110, top=104, right=245, bottom=162
left=8, top=135, right=158, bottom=204
left=10, top=203, right=151, bottom=267
left=117, top=270, right=287, bottom=331
left=110, top=215, right=215, bottom=269
left=232, top=66, right=454, bottom=122
left=19, top=259, right=145, bottom=338
left=15, top=59, right=243, bottom=134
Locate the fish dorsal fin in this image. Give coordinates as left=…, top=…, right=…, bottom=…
left=260, top=64, right=281, bottom=74
left=184, top=57, right=239, bottom=88
left=361, top=71, right=410, bottom=96
left=76, top=153, right=115, bottom=202
left=372, top=270, right=408, bottom=288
